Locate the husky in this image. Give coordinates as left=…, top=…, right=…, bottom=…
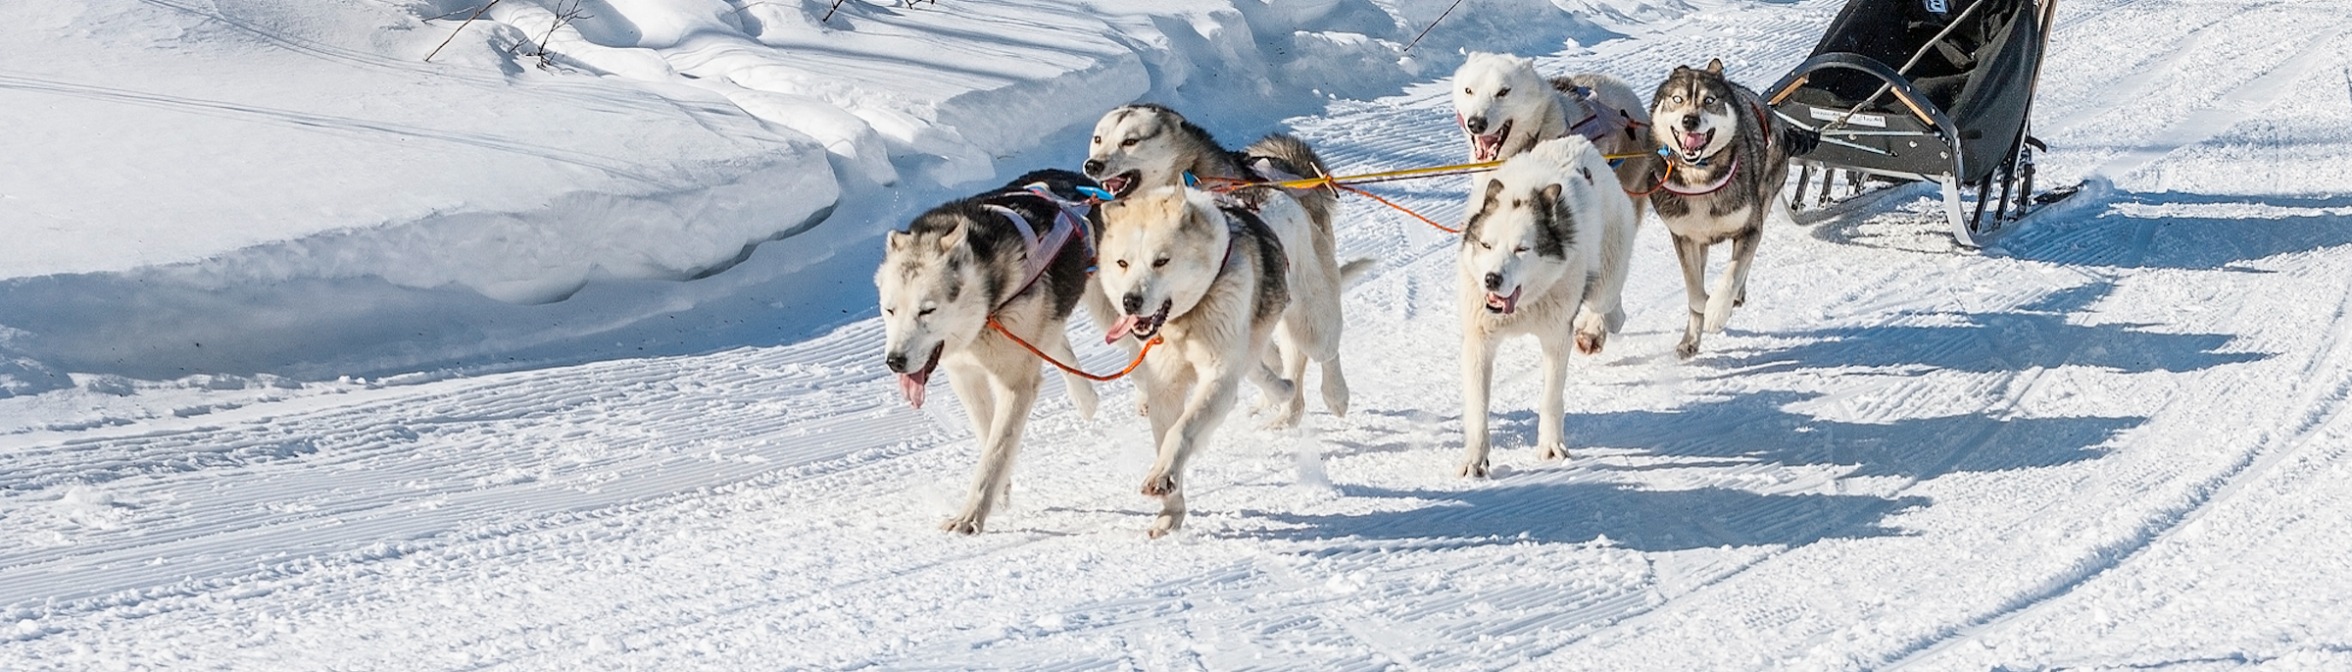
left=1454, top=137, right=1639, bottom=478
left=1647, top=59, right=1816, bottom=358
left=1451, top=52, right=1658, bottom=353
left=877, top=169, right=1111, bottom=535
left=1095, top=187, right=1290, bottom=537
left=1084, top=104, right=1367, bottom=427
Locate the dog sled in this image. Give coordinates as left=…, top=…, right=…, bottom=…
left=1766, top=0, right=2076, bottom=247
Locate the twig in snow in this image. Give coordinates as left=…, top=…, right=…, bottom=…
left=1402, top=0, right=1468, bottom=55
left=425, top=0, right=503, bottom=63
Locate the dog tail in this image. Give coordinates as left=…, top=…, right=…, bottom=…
left=1339, top=258, right=1376, bottom=283
left=1779, top=124, right=1821, bottom=158
left=1243, top=133, right=1331, bottom=180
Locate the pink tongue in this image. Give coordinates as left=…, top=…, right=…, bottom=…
left=1486, top=286, right=1522, bottom=314
left=1682, top=132, right=1709, bottom=154
left=1105, top=314, right=1140, bottom=344
left=896, top=372, right=928, bottom=409
left=1475, top=134, right=1502, bottom=160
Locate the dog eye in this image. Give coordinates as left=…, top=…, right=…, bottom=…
left=1672, top=94, right=1684, bottom=103
left=918, top=307, right=935, bottom=317
left=884, top=308, right=895, bottom=316
left=1478, top=241, right=1493, bottom=250
left=1495, top=87, right=1510, bottom=97
left=1514, top=245, right=1530, bottom=253
left=1091, top=135, right=1102, bottom=144
left=1115, top=259, right=1130, bottom=269
left=1152, top=257, right=1169, bottom=268
left=1121, top=138, right=1139, bottom=147
left=1704, top=96, right=1717, bottom=106
left=1464, top=87, right=1473, bottom=95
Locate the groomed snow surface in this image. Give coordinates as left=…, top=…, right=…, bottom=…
left=5, top=0, right=2352, bottom=669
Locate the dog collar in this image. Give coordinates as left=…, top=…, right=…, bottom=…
left=1660, top=153, right=1740, bottom=196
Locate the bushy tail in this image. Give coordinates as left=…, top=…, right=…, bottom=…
left=1243, top=133, right=1331, bottom=181
left=1780, top=124, right=1821, bottom=158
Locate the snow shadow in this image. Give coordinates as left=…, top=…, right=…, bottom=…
left=1549, top=390, right=2139, bottom=480
left=1715, top=281, right=2266, bottom=375
left=1998, top=191, right=2352, bottom=270
left=1250, top=482, right=1927, bottom=551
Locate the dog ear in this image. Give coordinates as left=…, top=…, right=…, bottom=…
left=1482, top=178, right=1506, bottom=205
left=1705, top=58, right=1725, bottom=74
left=887, top=230, right=910, bottom=252
left=936, top=220, right=967, bottom=253
left=1536, top=183, right=1563, bottom=213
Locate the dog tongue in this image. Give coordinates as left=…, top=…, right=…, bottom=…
left=1681, top=132, right=1710, bottom=155
left=1474, top=133, right=1503, bottom=161
left=1105, top=314, right=1141, bottom=344
left=896, top=371, right=929, bottom=409
left=1485, top=286, right=1522, bottom=314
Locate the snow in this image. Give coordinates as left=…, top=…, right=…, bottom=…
left=5, top=0, right=2352, bottom=668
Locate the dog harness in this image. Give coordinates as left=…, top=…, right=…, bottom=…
left=1561, top=85, right=1648, bottom=145
left=979, top=184, right=1098, bottom=312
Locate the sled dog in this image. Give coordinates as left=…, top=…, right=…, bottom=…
left=1455, top=137, right=1639, bottom=478
left=1647, top=59, right=1815, bottom=358
left=1096, top=187, right=1291, bottom=537
left=877, top=169, right=1109, bottom=535
left=1084, top=104, right=1366, bottom=426
left=1451, top=52, right=1657, bottom=352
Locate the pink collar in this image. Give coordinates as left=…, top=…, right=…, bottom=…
left=1661, top=153, right=1739, bottom=197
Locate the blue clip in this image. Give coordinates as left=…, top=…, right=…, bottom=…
left=1182, top=171, right=1198, bottom=188
left=1076, top=185, right=1115, bottom=202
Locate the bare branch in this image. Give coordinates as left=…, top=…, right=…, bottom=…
left=424, top=0, right=503, bottom=62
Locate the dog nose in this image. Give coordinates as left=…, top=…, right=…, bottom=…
left=1121, top=292, right=1145, bottom=315
left=1464, top=116, right=1487, bottom=134
left=1083, top=159, right=1105, bottom=175
left=1680, top=115, right=1701, bottom=131
left=1483, top=272, right=1503, bottom=291
left=884, top=352, right=908, bottom=373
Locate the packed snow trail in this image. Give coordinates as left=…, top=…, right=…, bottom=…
left=7, top=0, right=2352, bottom=668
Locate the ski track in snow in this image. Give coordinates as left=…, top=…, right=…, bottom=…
left=8, top=0, right=2352, bottom=668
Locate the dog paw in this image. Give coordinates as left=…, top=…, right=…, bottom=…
left=1575, top=329, right=1606, bottom=355
left=1147, top=512, right=1184, bottom=538
left=1540, top=443, right=1571, bottom=461
left=1456, top=458, right=1491, bottom=479
left=939, top=513, right=985, bottom=536
left=1140, top=471, right=1179, bottom=497
left=1676, top=335, right=1701, bottom=359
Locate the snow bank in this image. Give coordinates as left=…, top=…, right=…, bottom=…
left=0, top=0, right=1623, bottom=381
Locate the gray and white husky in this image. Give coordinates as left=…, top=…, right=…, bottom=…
left=1451, top=52, right=1657, bottom=353
left=1084, top=104, right=1366, bottom=427
left=1647, top=59, right=1814, bottom=358
left=1454, top=137, right=1639, bottom=478
left=1096, top=187, right=1291, bottom=537
left=877, top=169, right=1107, bottom=535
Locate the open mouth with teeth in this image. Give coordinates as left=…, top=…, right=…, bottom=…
left=1098, top=170, right=1141, bottom=198
left=1677, top=128, right=1716, bottom=163
left=1104, top=299, right=1173, bottom=344
left=895, top=342, right=945, bottom=409
left=1468, top=119, right=1515, bottom=161
left=1484, top=286, right=1522, bottom=315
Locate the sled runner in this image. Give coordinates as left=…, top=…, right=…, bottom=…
left=1766, top=0, right=2077, bottom=247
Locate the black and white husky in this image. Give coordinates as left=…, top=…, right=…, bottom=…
left=1083, top=104, right=1366, bottom=427
left=1450, top=52, right=1657, bottom=353
left=876, top=169, right=1108, bottom=535
left=1647, top=59, right=1815, bottom=358
left=1454, top=137, right=1639, bottom=478
left=1095, top=187, right=1291, bottom=537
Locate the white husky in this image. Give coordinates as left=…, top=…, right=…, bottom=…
left=876, top=170, right=1106, bottom=535
left=1455, top=137, right=1638, bottom=478
left=1095, top=187, right=1291, bottom=537
left=1085, top=104, right=1366, bottom=426
left=1451, top=52, right=1657, bottom=354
